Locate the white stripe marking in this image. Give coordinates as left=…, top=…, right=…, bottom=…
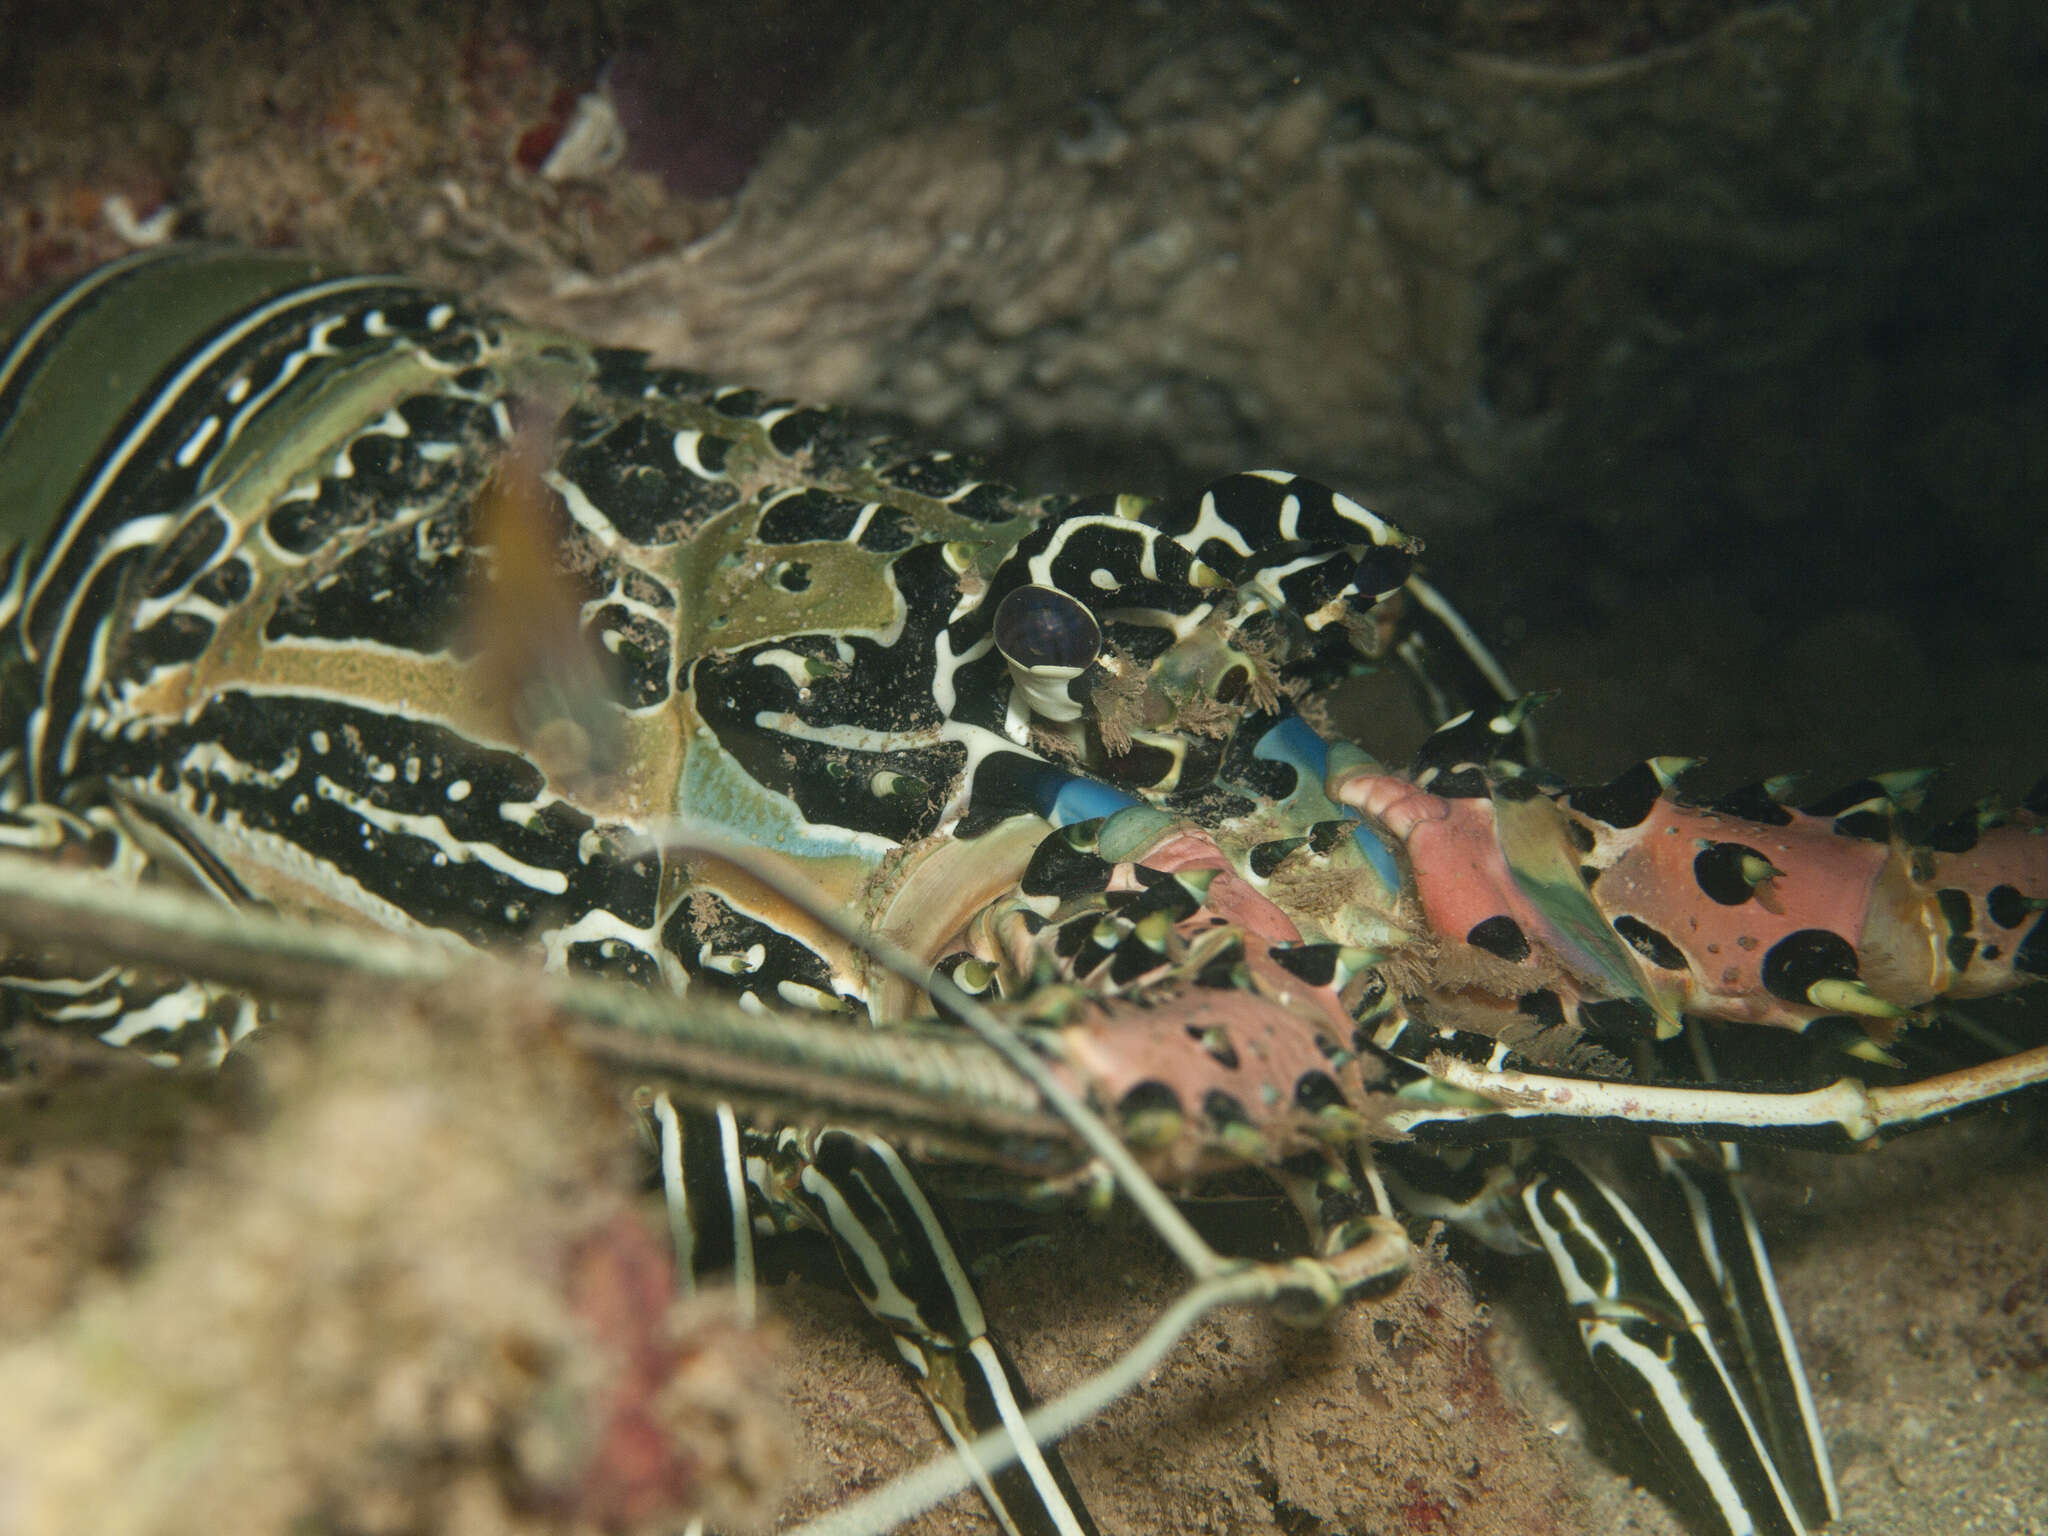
left=97, top=981, right=212, bottom=1048
left=968, top=1336, right=1090, bottom=1536
left=719, top=1105, right=756, bottom=1324
left=314, top=775, right=570, bottom=895
left=174, top=415, right=220, bottom=468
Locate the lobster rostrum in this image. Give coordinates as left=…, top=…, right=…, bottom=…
left=1, top=247, right=2043, bottom=1536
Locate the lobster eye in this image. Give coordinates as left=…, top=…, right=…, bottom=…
left=1348, top=545, right=1413, bottom=603
left=995, top=584, right=1102, bottom=672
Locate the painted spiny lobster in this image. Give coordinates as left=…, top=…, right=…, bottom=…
left=0, top=247, right=2042, bottom=1536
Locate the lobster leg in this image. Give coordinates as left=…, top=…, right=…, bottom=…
left=782, top=1128, right=1102, bottom=1536
left=649, top=1096, right=1100, bottom=1536
left=649, top=1094, right=758, bottom=1319
left=1376, top=1128, right=1834, bottom=1533
left=1378, top=1133, right=1819, bottom=1535
left=1521, top=1152, right=1811, bottom=1536
left=1654, top=1138, right=1839, bottom=1531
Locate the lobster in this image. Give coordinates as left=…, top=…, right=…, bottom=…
left=0, top=246, right=2041, bottom=1536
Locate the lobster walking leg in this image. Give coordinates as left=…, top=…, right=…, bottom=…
left=1655, top=1138, right=1839, bottom=1531
left=782, top=1129, right=1101, bottom=1536
left=649, top=1095, right=758, bottom=1317
left=1376, top=1130, right=1834, bottom=1536
left=1522, top=1153, right=1811, bottom=1536
left=650, top=1091, right=1100, bottom=1536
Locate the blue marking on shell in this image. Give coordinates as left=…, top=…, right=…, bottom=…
left=1255, top=713, right=1331, bottom=778
left=1350, top=826, right=1402, bottom=895
left=1047, top=772, right=1143, bottom=828
left=1255, top=715, right=1402, bottom=891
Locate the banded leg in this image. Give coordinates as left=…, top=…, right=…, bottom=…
left=1379, top=1136, right=1822, bottom=1536
left=1646, top=1019, right=1836, bottom=1529
left=650, top=1094, right=758, bottom=1320
left=781, top=1128, right=1100, bottom=1536
left=1522, top=1153, right=1809, bottom=1536
left=1655, top=1138, right=1839, bottom=1531
left=647, top=1098, right=1098, bottom=1536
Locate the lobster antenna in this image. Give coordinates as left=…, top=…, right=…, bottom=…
left=0, top=850, right=1074, bottom=1157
